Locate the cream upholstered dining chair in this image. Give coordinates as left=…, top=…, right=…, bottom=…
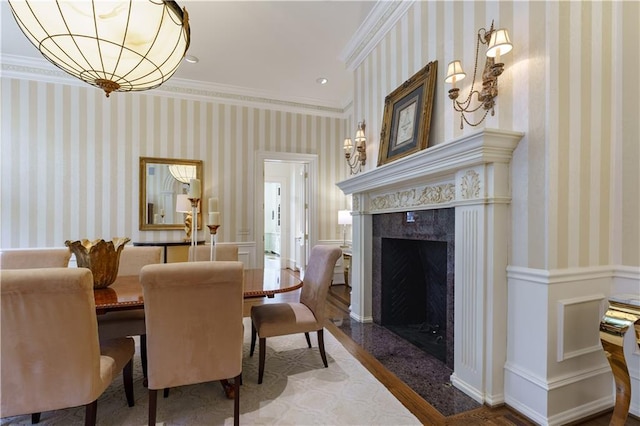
left=250, top=245, right=342, bottom=384
left=1, top=268, right=135, bottom=425
left=141, top=261, right=244, bottom=426
left=189, top=243, right=239, bottom=261
left=0, top=248, right=71, bottom=269
left=97, top=245, right=162, bottom=380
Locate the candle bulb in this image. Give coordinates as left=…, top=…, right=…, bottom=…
left=188, top=179, right=201, bottom=199
left=208, top=197, right=218, bottom=213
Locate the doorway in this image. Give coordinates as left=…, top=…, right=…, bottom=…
left=264, top=180, right=282, bottom=269
left=254, top=151, right=318, bottom=271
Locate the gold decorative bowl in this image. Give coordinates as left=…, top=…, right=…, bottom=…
left=65, top=237, right=130, bottom=289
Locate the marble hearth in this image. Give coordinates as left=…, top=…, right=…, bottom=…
left=337, top=128, right=524, bottom=405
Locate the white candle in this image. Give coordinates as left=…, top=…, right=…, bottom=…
left=208, top=197, right=219, bottom=213
left=188, top=179, right=201, bottom=199
left=160, top=208, right=165, bottom=216
left=209, top=212, right=220, bottom=225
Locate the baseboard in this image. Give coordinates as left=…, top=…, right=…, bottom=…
left=546, top=397, right=614, bottom=426
left=450, top=372, right=484, bottom=403
left=349, top=311, right=372, bottom=323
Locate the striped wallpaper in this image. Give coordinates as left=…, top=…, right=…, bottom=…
left=349, top=0, right=639, bottom=270
left=0, top=78, right=350, bottom=250
left=1, top=0, right=638, bottom=271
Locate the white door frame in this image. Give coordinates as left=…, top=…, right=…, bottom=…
left=254, top=151, right=318, bottom=269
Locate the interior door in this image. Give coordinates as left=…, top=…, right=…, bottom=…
left=264, top=182, right=281, bottom=256
left=294, top=163, right=309, bottom=273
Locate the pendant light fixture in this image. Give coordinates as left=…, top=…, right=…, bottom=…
left=8, top=0, right=191, bottom=97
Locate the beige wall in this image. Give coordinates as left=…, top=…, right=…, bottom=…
left=2, top=1, right=636, bottom=266
left=0, top=78, right=350, bottom=249
left=349, top=0, right=639, bottom=269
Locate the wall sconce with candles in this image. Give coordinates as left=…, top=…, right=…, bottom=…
left=445, top=21, right=512, bottom=129
left=343, top=121, right=367, bottom=175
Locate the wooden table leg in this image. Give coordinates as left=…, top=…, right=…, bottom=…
left=220, top=379, right=235, bottom=399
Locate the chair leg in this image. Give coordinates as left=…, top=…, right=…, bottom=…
left=233, top=373, right=241, bottom=426
left=140, top=334, right=148, bottom=379
left=148, top=389, right=158, bottom=426
left=250, top=323, right=257, bottom=356
left=317, top=329, right=328, bottom=368
left=84, top=400, right=98, bottom=426
left=123, top=358, right=135, bottom=407
left=31, top=413, right=41, bottom=424
left=163, top=388, right=170, bottom=398
left=258, top=337, right=266, bottom=384
left=304, top=332, right=312, bottom=348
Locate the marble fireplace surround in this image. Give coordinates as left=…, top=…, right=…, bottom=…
left=337, top=128, right=524, bottom=405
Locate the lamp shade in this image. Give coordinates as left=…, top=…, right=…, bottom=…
left=338, top=210, right=352, bottom=225
left=343, top=137, right=353, bottom=151
left=176, top=194, right=191, bottom=213
left=486, top=29, right=512, bottom=58
left=8, top=0, right=190, bottom=97
left=169, top=164, right=196, bottom=184
left=444, top=60, right=466, bottom=83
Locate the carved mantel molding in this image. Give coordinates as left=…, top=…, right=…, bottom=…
left=337, top=128, right=524, bottom=214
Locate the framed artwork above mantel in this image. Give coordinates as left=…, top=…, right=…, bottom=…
left=377, top=60, right=438, bottom=166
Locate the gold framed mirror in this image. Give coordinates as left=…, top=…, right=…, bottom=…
left=139, top=156, right=203, bottom=231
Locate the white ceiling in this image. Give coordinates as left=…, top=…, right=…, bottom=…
left=0, top=1, right=376, bottom=109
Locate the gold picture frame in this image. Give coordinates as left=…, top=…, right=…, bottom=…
left=377, top=61, right=438, bottom=166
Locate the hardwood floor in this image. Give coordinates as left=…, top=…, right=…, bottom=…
left=244, top=268, right=638, bottom=426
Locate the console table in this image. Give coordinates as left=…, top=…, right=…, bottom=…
left=342, top=248, right=351, bottom=287
left=599, top=294, right=640, bottom=425
left=133, top=240, right=204, bottom=263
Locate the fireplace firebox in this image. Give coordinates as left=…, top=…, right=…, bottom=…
left=373, top=209, right=455, bottom=368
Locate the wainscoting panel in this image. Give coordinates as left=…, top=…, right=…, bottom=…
left=556, top=295, right=606, bottom=362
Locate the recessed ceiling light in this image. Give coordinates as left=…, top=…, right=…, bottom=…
left=185, top=55, right=199, bottom=64
left=316, top=77, right=328, bottom=85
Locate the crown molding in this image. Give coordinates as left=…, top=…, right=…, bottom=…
left=0, top=54, right=349, bottom=118
left=340, top=0, right=415, bottom=71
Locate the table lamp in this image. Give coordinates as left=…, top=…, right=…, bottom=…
left=338, top=210, right=352, bottom=247
left=176, top=194, right=192, bottom=241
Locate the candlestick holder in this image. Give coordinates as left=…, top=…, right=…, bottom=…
left=207, top=224, right=220, bottom=261
left=188, top=198, right=200, bottom=261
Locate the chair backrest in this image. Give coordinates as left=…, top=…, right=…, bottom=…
left=189, top=244, right=239, bottom=262
left=299, top=245, right=343, bottom=325
left=141, top=261, right=244, bottom=390
left=117, top=246, right=163, bottom=276
left=1, top=268, right=103, bottom=417
left=0, top=248, right=71, bottom=270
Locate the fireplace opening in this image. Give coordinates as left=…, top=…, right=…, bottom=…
left=381, top=238, right=448, bottom=363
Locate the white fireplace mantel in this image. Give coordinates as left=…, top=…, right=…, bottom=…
left=336, top=128, right=524, bottom=406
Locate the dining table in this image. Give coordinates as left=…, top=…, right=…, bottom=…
left=94, top=268, right=302, bottom=314
left=93, top=267, right=302, bottom=399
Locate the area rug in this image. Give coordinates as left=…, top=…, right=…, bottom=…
left=1, top=318, right=421, bottom=425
